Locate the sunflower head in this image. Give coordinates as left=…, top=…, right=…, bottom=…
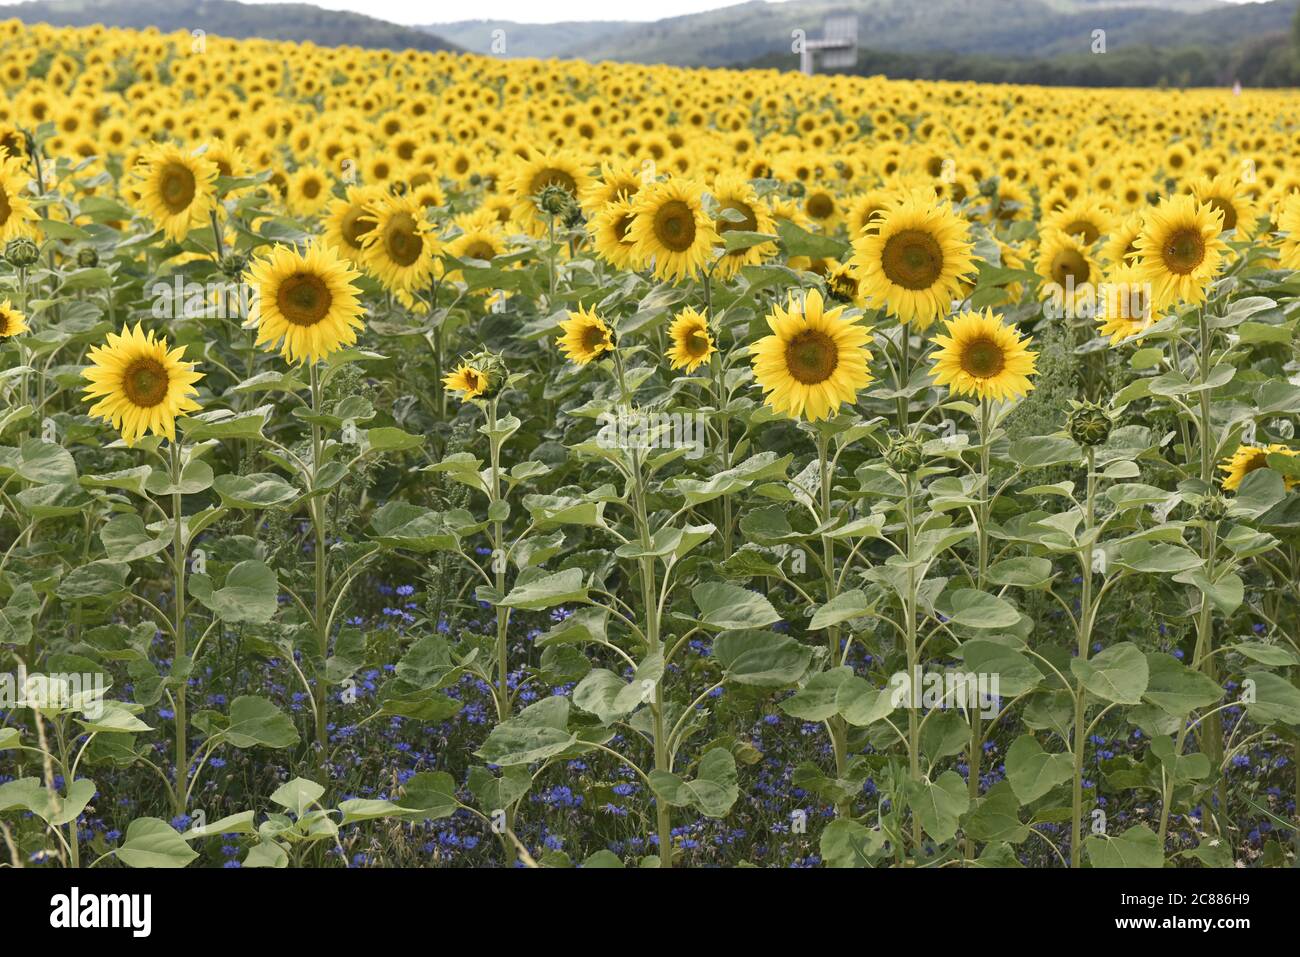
left=245, top=242, right=365, bottom=365
left=82, top=323, right=204, bottom=446
left=1133, top=194, right=1228, bottom=311
left=4, top=236, right=39, bottom=268
left=134, top=143, right=218, bottom=243
left=1097, top=264, right=1154, bottom=345
left=930, top=308, right=1037, bottom=402
left=443, top=363, right=489, bottom=401
left=1220, top=443, right=1298, bottom=492
left=665, top=306, right=715, bottom=373
left=557, top=306, right=614, bottom=365
left=750, top=288, right=873, bottom=422
left=0, top=299, right=29, bottom=338
left=850, top=189, right=974, bottom=330
left=626, top=177, right=719, bottom=283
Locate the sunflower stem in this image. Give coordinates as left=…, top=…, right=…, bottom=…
left=169, top=440, right=188, bottom=814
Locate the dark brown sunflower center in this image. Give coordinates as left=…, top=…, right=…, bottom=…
left=1242, top=451, right=1268, bottom=475
left=341, top=206, right=375, bottom=250
left=123, top=357, right=169, bottom=407
left=529, top=168, right=577, bottom=196
left=685, top=328, right=711, bottom=357
left=463, top=240, right=496, bottom=261
left=382, top=212, right=423, bottom=267
left=616, top=214, right=636, bottom=243
left=277, top=272, right=333, bottom=326
left=784, top=330, right=839, bottom=385
left=158, top=162, right=197, bottom=214
left=959, top=337, right=1006, bottom=379
left=0, top=310, right=12, bottom=336
left=302, top=178, right=321, bottom=199
left=806, top=192, right=834, bottom=220
left=1163, top=227, right=1206, bottom=275
left=717, top=202, right=758, bottom=235
left=1065, top=220, right=1100, bottom=245
left=581, top=323, right=609, bottom=353
left=882, top=229, right=944, bottom=290
left=653, top=200, right=697, bottom=253
left=0, top=185, right=10, bottom=225
left=1206, top=197, right=1237, bottom=232
left=1052, top=249, right=1091, bottom=286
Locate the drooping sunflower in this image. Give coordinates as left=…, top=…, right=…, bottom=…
left=750, top=288, right=873, bottom=422
left=1097, top=264, right=1155, bottom=345
left=0, top=148, right=37, bottom=243
left=930, top=309, right=1037, bottom=402
left=588, top=196, right=641, bottom=271
left=82, top=323, right=204, bottom=446
left=1133, top=194, right=1228, bottom=311
left=360, top=193, right=439, bottom=294
left=0, top=299, right=29, bottom=338
left=665, top=306, right=715, bottom=373
left=133, top=143, right=218, bottom=243
left=627, top=177, right=718, bottom=283
left=851, top=190, right=975, bottom=330
left=443, top=362, right=488, bottom=401
left=557, top=305, right=614, bottom=365
left=244, top=242, right=365, bottom=365
left=322, top=185, right=383, bottom=266
left=1220, top=443, right=1299, bottom=492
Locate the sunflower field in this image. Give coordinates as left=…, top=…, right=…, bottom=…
left=1, top=17, right=1299, bottom=873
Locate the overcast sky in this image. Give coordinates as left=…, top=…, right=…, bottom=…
left=0, top=0, right=1270, bottom=27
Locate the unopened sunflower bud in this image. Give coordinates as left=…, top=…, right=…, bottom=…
left=1066, top=399, right=1114, bottom=448
left=885, top=431, right=926, bottom=474
left=219, top=252, right=248, bottom=280
left=76, top=246, right=99, bottom=269
left=536, top=184, right=574, bottom=217
left=5, top=237, right=39, bottom=268
left=1195, top=494, right=1229, bottom=523
left=786, top=181, right=806, bottom=199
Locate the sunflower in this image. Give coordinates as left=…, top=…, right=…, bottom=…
left=0, top=299, right=29, bottom=338
left=1036, top=229, right=1098, bottom=296
left=1189, top=174, right=1259, bottom=238
left=1133, top=194, right=1228, bottom=311
left=443, top=362, right=488, bottom=401
left=322, top=185, right=383, bottom=266
left=1101, top=212, right=1145, bottom=266
left=1041, top=195, right=1116, bottom=246
left=245, top=242, right=365, bottom=364
left=82, top=323, right=204, bottom=446
left=133, top=143, right=218, bottom=243
left=709, top=173, right=775, bottom=280
left=1097, top=264, right=1155, bottom=344
left=930, top=309, right=1037, bottom=402
left=361, top=193, right=439, bottom=293
left=750, top=288, right=873, bottom=421
left=1276, top=192, right=1300, bottom=270
left=557, top=305, right=614, bottom=365
left=287, top=166, right=331, bottom=217
left=588, top=196, right=641, bottom=271
left=626, top=177, right=718, bottom=282
left=665, top=306, right=715, bottom=373
left=0, top=147, right=38, bottom=242
left=851, top=190, right=974, bottom=330
left=1220, top=443, right=1299, bottom=492
left=509, top=150, right=593, bottom=237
